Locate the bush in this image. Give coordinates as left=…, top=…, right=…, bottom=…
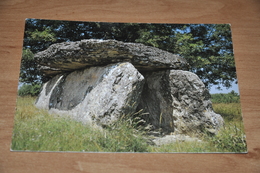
left=211, top=90, right=240, bottom=104
left=18, top=84, right=41, bottom=97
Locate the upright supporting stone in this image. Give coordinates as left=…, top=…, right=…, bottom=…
left=138, top=70, right=224, bottom=135
left=35, top=62, right=145, bottom=126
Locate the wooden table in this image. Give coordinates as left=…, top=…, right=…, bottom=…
left=0, top=0, right=259, bottom=172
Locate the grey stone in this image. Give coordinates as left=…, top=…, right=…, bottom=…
left=138, top=70, right=224, bottom=135
left=137, top=70, right=175, bottom=133
left=34, top=39, right=189, bottom=77
left=35, top=62, right=145, bottom=126
left=34, top=39, right=224, bottom=138
left=152, top=134, right=202, bottom=146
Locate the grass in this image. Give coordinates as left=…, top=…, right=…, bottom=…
left=209, top=103, right=247, bottom=152
left=12, top=96, right=149, bottom=152
left=11, top=96, right=247, bottom=153
left=207, top=121, right=247, bottom=152
left=148, top=140, right=213, bottom=153
left=212, top=103, right=242, bottom=121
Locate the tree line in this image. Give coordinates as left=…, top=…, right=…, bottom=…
left=20, top=19, right=237, bottom=96
left=211, top=90, right=240, bottom=103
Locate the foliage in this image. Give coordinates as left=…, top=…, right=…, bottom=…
left=211, top=91, right=242, bottom=122
left=147, top=121, right=247, bottom=153
left=20, top=49, right=40, bottom=84
left=209, top=98, right=247, bottom=152
left=172, top=24, right=236, bottom=89
left=12, top=97, right=149, bottom=152
left=207, top=122, right=247, bottom=153
left=21, top=19, right=236, bottom=90
left=212, top=103, right=242, bottom=122
left=18, top=84, right=41, bottom=97
left=98, top=114, right=150, bottom=152
left=211, top=90, right=240, bottom=104
left=28, top=28, right=57, bottom=42
left=12, top=96, right=247, bottom=153
left=148, top=140, right=214, bottom=153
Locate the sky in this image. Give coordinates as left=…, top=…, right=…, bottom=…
left=209, top=81, right=240, bottom=94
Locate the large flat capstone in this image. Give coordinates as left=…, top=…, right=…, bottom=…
left=35, top=62, right=145, bottom=126
left=34, top=39, right=189, bottom=77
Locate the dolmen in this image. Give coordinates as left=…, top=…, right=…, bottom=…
left=35, top=39, right=224, bottom=136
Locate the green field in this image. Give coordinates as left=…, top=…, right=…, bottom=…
left=11, top=96, right=247, bottom=153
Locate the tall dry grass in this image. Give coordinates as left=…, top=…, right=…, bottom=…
left=11, top=96, right=247, bottom=153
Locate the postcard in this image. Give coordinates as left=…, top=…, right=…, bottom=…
left=11, top=19, right=247, bottom=153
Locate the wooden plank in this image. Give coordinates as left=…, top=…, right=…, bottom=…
left=0, top=0, right=259, bottom=172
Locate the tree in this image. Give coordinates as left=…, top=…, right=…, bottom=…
left=132, top=24, right=236, bottom=89
left=20, top=19, right=237, bottom=91
left=171, top=24, right=236, bottom=89
left=20, top=48, right=40, bottom=84
left=210, top=90, right=240, bottom=103
left=18, top=83, right=41, bottom=97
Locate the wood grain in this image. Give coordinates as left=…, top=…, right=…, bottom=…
left=0, top=0, right=259, bottom=172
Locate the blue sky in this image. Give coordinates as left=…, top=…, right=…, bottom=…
left=209, top=81, right=240, bottom=94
